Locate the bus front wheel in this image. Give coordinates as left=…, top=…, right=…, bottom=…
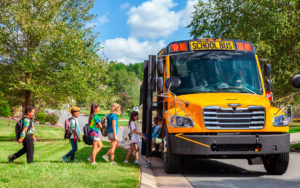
left=263, top=152, right=289, bottom=175
left=162, top=132, right=181, bottom=173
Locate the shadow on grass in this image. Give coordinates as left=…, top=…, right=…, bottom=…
left=0, top=136, right=65, bottom=142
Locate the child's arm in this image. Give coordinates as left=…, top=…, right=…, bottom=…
left=133, top=129, right=145, bottom=140
left=71, top=119, right=80, bottom=141
left=112, top=120, right=117, bottom=140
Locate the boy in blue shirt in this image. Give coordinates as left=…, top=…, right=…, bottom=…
left=62, top=107, right=81, bottom=162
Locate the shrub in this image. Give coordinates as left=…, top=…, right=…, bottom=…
left=35, top=111, right=47, bottom=124
left=0, top=100, right=11, bottom=117
left=46, top=113, right=59, bottom=125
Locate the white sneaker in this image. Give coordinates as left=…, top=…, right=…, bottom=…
left=87, top=156, right=92, bottom=162
left=102, top=155, right=109, bottom=162
left=91, top=162, right=97, bottom=165
left=123, top=160, right=128, bottom=164
left=134, top=160, right=140, bottom=165
left=110, top=161, right=117, bottom=165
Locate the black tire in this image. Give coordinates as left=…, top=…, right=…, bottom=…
left=162, top=131, right=181, bottom=174
left=263, top=152, right=289, bottom=175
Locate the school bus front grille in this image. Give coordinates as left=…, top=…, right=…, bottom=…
left=203, top=106, right=265, bottom=130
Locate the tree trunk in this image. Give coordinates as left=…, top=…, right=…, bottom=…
left=121, top=107, right=125, bottom=119
left=24, top=90, right=32, bottom=108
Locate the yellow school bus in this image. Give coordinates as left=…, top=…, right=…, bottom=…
left=140, top=39, right=300, bottom=174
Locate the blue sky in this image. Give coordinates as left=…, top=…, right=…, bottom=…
left=88, top=0, right=197, bottom=64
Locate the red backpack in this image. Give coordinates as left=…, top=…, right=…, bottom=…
left=64, top=118, right=74, bottom=139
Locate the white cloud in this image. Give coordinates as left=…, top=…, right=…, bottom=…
left=120, top=3, right=130, bottom=10
left=104, top=37, right=165, bottom=64
left=98, top=13, right=109, bottom=24
left=127, top=0, right=197, bottom=39
left=85, top=13, right=110, bottom=29
left=180, top=0, right=197, bottom=26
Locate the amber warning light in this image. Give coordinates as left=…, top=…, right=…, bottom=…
left=236, top=42, right=252, bottom=51
left=170, top=42, right=188, bottom=52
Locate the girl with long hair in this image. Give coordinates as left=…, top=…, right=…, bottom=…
left=87, top=103, right=103, bottom=165
left=102, top=103, right=121, bottom=164
left=124, top=111, right=145, bottom=164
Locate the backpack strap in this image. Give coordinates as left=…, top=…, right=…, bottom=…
left=69, top=117, right=77, bottom=141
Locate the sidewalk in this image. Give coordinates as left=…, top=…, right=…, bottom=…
left=139, top=155, right=193, bottom=188
left=290, top=133, right=300, bottom=144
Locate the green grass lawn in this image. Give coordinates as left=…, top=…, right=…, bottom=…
left=0, top=118, right=140, bottom=188
left=289, top=122, right=300, bottom=133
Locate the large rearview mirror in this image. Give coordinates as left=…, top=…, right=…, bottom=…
left=157, top=77, right=163, bottom=93
left=265, top=79, right=272, bottom=92
left=264, top=63, right=272, bottom=77
left=292, top=74, right=300, bottom=89
left=157, top=59, right=164, bottom=77
left=165, top=77, right=181, bottom=91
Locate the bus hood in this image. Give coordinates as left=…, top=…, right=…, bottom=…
left=177, top=93, right=270, bottom=109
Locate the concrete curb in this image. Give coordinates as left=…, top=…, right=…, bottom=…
left=139, top=154, right=193, bottom=188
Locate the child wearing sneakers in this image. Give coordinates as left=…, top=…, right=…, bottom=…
left=62, top=107, right=81, bottom=163
left=124, top=111, right=145, bottom=164
left=87, top=103, right=103, bottom=165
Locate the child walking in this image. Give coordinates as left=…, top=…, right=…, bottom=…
left=124, top=111, right=145, bottom=164
left=102, top=103, right=121, bottom=164
left=8, top=106, right=36, bottom=163
left=87, top=103, right=103, bottom=165
left=62, top=107, right=81, bottom=163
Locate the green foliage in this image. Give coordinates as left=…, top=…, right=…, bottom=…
left=35, top=111, right=58, bottom=125
left=107, top=62, right=142, bottom=118
left=45, top=113, right=59, bottom=125
left=0, top=0, right=110, bottom=109
left=188, top=0, right=300, bottom=99
left=35, top=111, right=47, bottom=124
left=0, top=100, right=11, bottom=117
left=0, top=92, right=11, bottom=117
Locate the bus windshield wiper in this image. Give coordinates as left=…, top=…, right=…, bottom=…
left=216, top=86, right=257, bottom=94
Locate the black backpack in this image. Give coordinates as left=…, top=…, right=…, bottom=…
left=15, top=118, right=32, bottom=141
left=83, top=124, right=94, bottom=145
left=100, top=115, right=108, bottom=137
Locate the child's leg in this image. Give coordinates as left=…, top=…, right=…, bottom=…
left=70, top=139, right=78, bottom=161
left=95, top=140, right=103, bottom=154
left=26, top=136, right=34, bottom=163
left=134, top=143, right=139, bottom=161
left=109, top=140, right=118, bottom=162
left=105, top=139, right=113, bottom=157
left=125, top=144, right=134, bottom=161
left=91, top=140, right=98, bottom=163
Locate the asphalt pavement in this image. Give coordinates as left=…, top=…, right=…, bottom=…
left=181, top=153, right=300, bottom=188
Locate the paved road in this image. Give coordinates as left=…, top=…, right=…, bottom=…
left=181, top=152, right=300, bottom=188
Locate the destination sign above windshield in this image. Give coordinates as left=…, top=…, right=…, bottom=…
left=190, top=41, right=235, bottom=51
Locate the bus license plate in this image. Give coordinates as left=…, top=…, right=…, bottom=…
left=190, top=41, right=235, bottom=51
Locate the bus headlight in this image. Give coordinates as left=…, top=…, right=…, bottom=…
left=170, top=116, right=194, bottom=127
left=273, top=115, right=289, bottom=127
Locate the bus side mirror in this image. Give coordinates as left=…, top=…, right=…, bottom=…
left=157, top=59, right=164, bottom=77
left=292, top=74, right=300, bottom=89
left=165, top=77, right=181, bottom=91
left=264, top=63, right=272, bottom=77
left=265, top=79, right=272, bottom=92
left=157, top=77, right=163, bottom=93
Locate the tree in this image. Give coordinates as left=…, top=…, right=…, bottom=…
left=188, top=0, right=300, bottom=100
left=0, top=0, right=109, bottom=109
left=107, top=65, right=141, bottom=118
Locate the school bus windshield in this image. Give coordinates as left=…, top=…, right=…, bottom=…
left=170, top=51, right=263, bottom=95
